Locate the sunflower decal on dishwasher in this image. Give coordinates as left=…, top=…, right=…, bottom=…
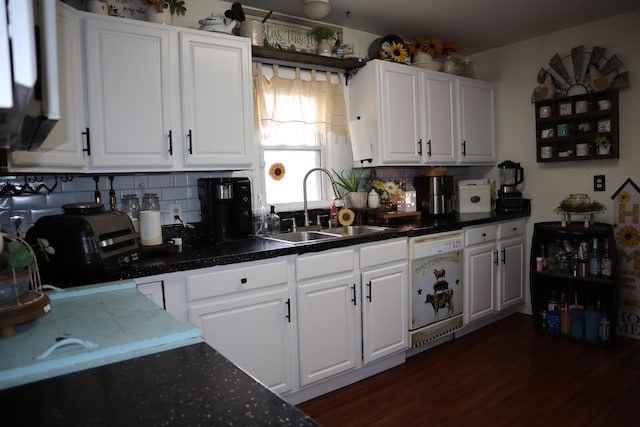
left=269, top=163, right=286, bottom=181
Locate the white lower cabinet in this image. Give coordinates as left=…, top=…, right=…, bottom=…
left=464, top=219, right=527, bottom=325
left=360, top=249, right=408, bottom=363
left=496, top=220, right=526, bottom=311
left=464, top=224, right=498, bottom=324
left=296, top=249, right=359, bottom=386
left=165, top=238, right=407, bottom=397
left=296, top=239, right=408, bottom=386
left=186, top=258, right=296, bottom=395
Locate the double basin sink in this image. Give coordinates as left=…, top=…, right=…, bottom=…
left=260, top=225, right=391, bottom=245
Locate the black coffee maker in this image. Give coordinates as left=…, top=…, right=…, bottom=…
left=497, top=160, right=524, bottom=213
left=198, top=178, right=253, bottom=242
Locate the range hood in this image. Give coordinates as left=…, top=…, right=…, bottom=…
left=0, top=0, right=59, bottom=167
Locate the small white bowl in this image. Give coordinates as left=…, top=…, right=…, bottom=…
left=597, top=100, right=611, bottom=110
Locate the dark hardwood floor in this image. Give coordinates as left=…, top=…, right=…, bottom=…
left=298, top=313, right=640, bottom=426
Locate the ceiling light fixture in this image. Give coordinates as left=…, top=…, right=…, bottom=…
left=303, top=0, right=330, bottom=20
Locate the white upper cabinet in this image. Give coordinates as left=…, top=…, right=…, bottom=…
left=179, top=31, right=253, bottom=169
left=349, top=59, right=495, bottom=166
left=12, top=7, right=254, bottom=173
left=84, top=17, right=178, bottom=170
left=420, top=71, right=457, bottom=164
left=350, top=60, right=421, bottom=166
left=9, top=3, right=87, bottom=172
left=457, top=77, right=496, bottom=164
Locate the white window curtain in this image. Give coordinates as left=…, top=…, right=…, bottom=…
left=253, top=63, right=350, bottom=207
left=253, top=63, right=349, bottom=141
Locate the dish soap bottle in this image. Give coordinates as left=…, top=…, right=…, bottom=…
left=330, top=200, right=339, bottom=228
left=267, top=205, right=280, bottom=236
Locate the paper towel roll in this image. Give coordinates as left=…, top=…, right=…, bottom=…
left=348, top=119, right=373, bottom=162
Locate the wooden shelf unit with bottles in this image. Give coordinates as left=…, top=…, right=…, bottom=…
left=530, top=221, right=618, bottom=346
left=535, top=89, right=619, bottom=162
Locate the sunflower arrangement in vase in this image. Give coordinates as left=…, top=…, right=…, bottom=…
left=379, top=40, right=410, bottom=63
left=409, top=37, right=460, bottom=65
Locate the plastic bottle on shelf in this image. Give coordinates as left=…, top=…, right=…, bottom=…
left=560, top=291, right=570, bottom=334
left=601, top=240, right=612, bottom=277
left=589, top=238, right=601, bottom=276
left=547, top=291, right=560, bottom=332
left=266, top=205, right=280, bottom=236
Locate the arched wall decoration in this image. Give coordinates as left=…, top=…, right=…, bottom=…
left=531, top=45, right=630, bottom=102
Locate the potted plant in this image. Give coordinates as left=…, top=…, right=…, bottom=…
left=333, top=169, right=368, bottom=209
left=141, top=0, right=187, bottom=24
left=0, top=234, right=54, bottom=308
left=309, top=26, right=336, bottom=57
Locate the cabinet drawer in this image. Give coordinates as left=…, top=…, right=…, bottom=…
left=497, top=219, right=526, bottom=239
left=464, top=224, right=497, bottom=246
left=360, top=238, right=408, bottom=269
left=296, top=248, right=355, bottom=281
left=187, top=259, right=289, bottom=301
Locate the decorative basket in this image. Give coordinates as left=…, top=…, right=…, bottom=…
left=0, top=233, right=50, bottom=338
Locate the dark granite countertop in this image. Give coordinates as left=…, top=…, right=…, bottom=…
left=1, top=342, right=319, bottom=427
left=107, top=208, right=531, bottom=281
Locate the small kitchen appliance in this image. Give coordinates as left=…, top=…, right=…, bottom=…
left=414, top=175, right=455, bottom=216
left=26, top=203, right=139, bottom=287
left=457, top=179, right=492, bottom=213
left=497, top=160, right=524, bottom=213
left=198, top=178, right=253, bottom=242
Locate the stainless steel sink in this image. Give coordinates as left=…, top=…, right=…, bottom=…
left=260, top=230, right=340, bottom=244
left=323, top=225, right=390, bottom=236
left=260, top=225, right=391, bottom=245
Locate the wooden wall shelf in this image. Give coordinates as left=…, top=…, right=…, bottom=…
left=534, top=90, right=619, bottom=162
left=251, top=46, right=366, bottom=82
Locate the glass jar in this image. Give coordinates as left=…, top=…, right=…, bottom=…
left=121, top=194, right=140, bottom=232
left=140, top=193, right=162, bottom=246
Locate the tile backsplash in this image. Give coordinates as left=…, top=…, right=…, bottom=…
left=0, top=172, right=243, bottom=236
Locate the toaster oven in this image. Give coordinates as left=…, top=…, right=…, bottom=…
left=26, top=207, right=139, bottom=287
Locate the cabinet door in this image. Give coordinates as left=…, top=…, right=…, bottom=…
left=361, top=263, right=408, bottom=364
left=84, top=18, right=178, bottom=170
left=179, top=32, right=253, bottom=168
left=9, top=3, right=86, bottom=171
left=188, top=288, right=295, bottom=395
left=498, top=235, right=526, bottom=311
left=378, top=62, right=422, bottom=164
left=421, top=72, right=457, bottom=164
left=297, top=273, right=358, bottom=386
left=457, top=78, right=496, bottom=164
left=464, top=241, right=498, bottom=323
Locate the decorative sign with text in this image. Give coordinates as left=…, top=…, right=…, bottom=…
left=612, top=178, right=640, bottom=339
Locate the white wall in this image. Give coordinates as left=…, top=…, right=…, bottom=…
left=472, top=10, right=640, bottom=310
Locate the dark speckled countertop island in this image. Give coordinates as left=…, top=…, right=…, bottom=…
left=1, top=342, right=319, bottom=427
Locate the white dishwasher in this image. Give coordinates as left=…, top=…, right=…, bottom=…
left=409, top=231, right=464, bottom=349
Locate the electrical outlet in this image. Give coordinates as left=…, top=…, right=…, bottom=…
left=594, top=175, right=606, bottom=192
left=169, top=204, right=183, bottom=224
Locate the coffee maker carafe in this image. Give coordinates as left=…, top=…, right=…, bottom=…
left=497, top=160, right=524, bottom=212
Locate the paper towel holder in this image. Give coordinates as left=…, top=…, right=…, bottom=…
left=349, top=116, right=373, bottom=164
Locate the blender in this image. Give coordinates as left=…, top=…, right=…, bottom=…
left=497, top=160, right=524, bottom=212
